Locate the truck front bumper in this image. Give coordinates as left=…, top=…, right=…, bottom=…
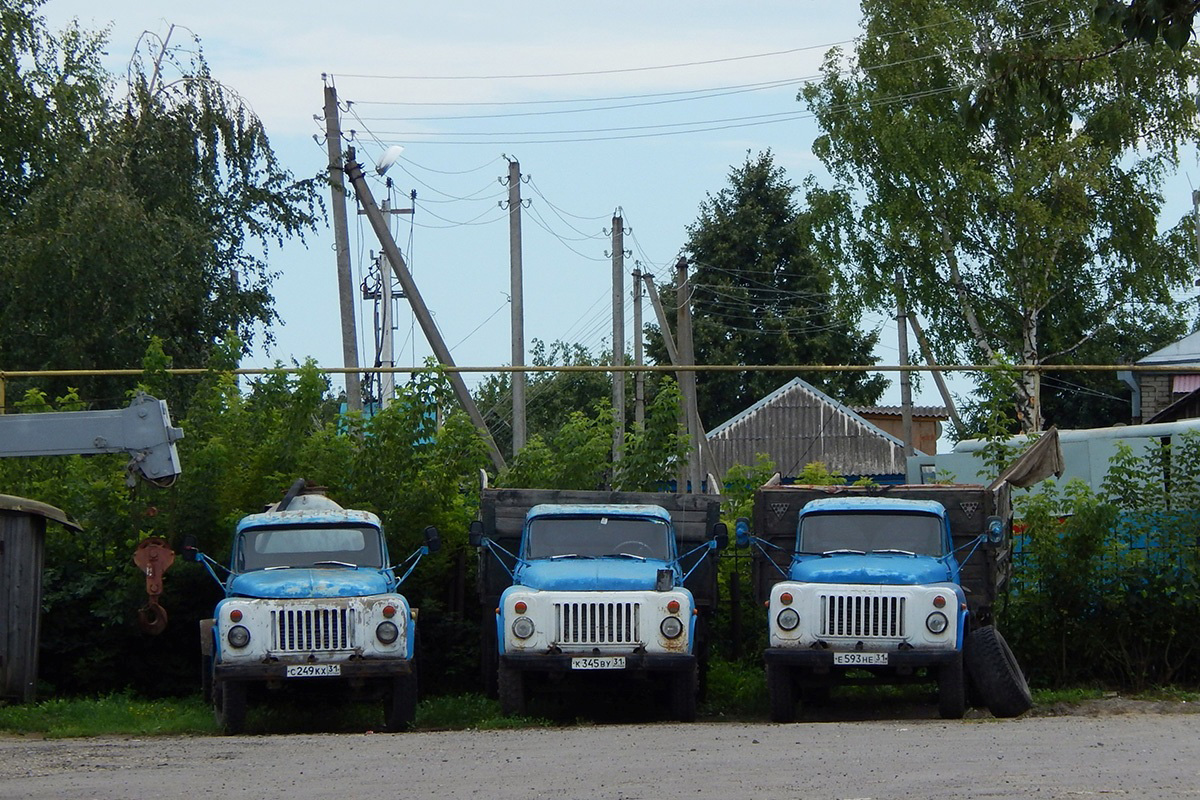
left=764, top=647, right=958, bottom=671
left=500, top=652, right=695, bottom=674
left=214, top=658, right=413, bottom=682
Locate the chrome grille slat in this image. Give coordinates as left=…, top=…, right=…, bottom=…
left=272, top=606, right=354, bottom=652
left=555, top=601, right=640, bottom=645
left=819, top=592, right=905, bottom=638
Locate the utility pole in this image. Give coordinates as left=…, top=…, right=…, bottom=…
left=1193, top=189, right=1200, bottom=275
left=908, top=314, right=965, bottom=439
left=643, top=272, right=719, bottom=485
left=345, top=149, right=506, bottom=471
left=505, top=158, right=527, bottom=456
left=611, top=212, right=626, bottom=464
left=632, top=265, right=645, bottom=428
left=379, top=253, right=395, bottom=406
left=323, top=83, right=362, bottom=413
left=895, top=270, right=914, bottom=457
left=677, top=258, right=702, bottom=493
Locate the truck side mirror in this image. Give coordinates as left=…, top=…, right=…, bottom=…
left=181, top=534, right=200, bottom=562
left=985, top=516, right=1005, bottom=545
left=735, top=517, right=751, bottom=548
left=711, top=522, right=729, bottom=551
left=655, top=568, right=674, bottom=592
left=424, top=525, right=442, bottom=554
left=468, top=520, right=484, bottom=548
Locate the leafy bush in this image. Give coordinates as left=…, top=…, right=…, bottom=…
left=1004, top=433, right=1200, bottom=690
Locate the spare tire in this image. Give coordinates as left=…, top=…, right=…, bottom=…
left=965, top=625, right=1032, bottom=718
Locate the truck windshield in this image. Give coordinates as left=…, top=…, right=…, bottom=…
left=798, top=512, right=944, bottom=557
left=237, top=524, right=385, bottom=571
left=525, top=516, right=672, bottom=560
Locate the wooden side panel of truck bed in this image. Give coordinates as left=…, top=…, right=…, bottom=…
left=477, top=488, right=724, bottom=611
left=750, top=484, right=1012, bottom=625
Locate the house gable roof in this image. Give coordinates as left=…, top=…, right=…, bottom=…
left=705, top=377, right=920, bottom=479
left=1137, top=330, right=1200, bottom=367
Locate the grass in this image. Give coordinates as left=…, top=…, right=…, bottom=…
left=0, top=692, right=216, bottom=738
left=3, top=675, right=1197, bottom=738
left=0, top=691, right=551, bottom=738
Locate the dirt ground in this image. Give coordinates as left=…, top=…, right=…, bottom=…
left=1, top=697, right=1198, bottom=800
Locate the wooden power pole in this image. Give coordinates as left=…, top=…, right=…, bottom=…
left=676, top=258, right=703, bottom=493
left=632, top=265, right=645, bottom=428
left=505, top=158, right=526, bottom=456
left=611, top=212, right=625, bottom=464
left=322, top=83, right=362, bottom=413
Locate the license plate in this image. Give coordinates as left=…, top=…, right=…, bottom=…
left=833, top=652, right=888, bottom=666
left=571, top=656, right=626, bottom=670
left=285, top=664, right=341, bottom=678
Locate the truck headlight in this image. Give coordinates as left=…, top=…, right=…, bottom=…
left=512, top=616, right=535, bottom=639
left=926, top=612, right=949, bottom=634
left=776, top=608, right=800, bottom=631
left=227, top=625, right=251, bottom=648
left=660, top=616, right=683, bottom=639
left=376, top=621, right=399, bottom=644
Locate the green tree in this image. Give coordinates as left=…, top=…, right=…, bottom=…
left=1095, top=0, right=1198, bottom=49
left=0, top=8, right=319, bottom=407
left=475, top=339, right=614, bottom=459
left=646, top=150, right=886, bottom=430
left=802, top=0, right=1199, bottom=433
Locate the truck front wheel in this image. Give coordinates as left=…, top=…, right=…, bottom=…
left=937, top=653, right=967, bottom=720
left=669, top=664, right=698, bottom=722
left=214, top=680, right=247, bottom=735
left=766, top=664, right=797, bottom=723
left=498, top=663, right=527, bottom=716
left=384, top=674, right=418, bottom=732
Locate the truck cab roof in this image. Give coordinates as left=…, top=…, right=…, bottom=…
left=797, top=497, right=948, bottom=517
left=524, top=503, right=673, bottom=523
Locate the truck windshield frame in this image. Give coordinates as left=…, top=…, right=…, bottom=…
left=525, top=516, right=673, bottom=561
left=236, top=523, right=386, bottom=571
left=797, top=511, right=945, bottom=557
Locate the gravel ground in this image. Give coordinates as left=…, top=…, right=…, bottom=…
left=2, top=701, right=1198, bottom=800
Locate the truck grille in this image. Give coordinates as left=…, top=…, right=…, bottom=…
left=819, top=593, right=906, bottom=638
left=271, top=607, right=354, bottom=652
left=554, top=601, right=641, bottom=645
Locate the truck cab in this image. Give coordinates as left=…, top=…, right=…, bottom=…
left=187, top=482, right=439, bottom=733
left=473, top=490, right=725, bottom=721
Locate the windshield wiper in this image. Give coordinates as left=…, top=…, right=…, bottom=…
left=263, top=565, right=292, bottom=571
left=822, top=548, right=866, bottom=556
left=549, top=553, right=592, bottom=560
left=602, top=553, right=647, bottom=561
left=312, top=560, right=359, bottom=568
left=871, top=549, right=917, bottom=556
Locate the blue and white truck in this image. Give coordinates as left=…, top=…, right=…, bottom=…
left=471, top=488, right=726, bottom=721
left=742, top=481, right=1030, bottom=721
left=184, top=479, right=440, bottom=734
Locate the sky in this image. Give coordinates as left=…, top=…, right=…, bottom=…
left=33, top=1, right=1200, bottom=443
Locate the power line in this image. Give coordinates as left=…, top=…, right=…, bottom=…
left=337, top=41, right=851, bottom=82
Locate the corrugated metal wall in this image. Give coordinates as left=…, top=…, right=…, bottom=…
left=0, top=511, right=46, bottom=703
left=707, top=381, right=908, bottom=479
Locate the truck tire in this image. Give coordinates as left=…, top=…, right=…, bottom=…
left=965, top=625, right=1032, bottom=718
left=937, top=652, right=967, bottom=720
left=200, top=654, right=213, bottom=704
left=384, top=674, right=418, bottom=732
left=498, top=663, right=527, bottom=716
left=669, top=664, right=698, bottom=723
left=481, top=610, right=499, bottom=699
left=215, top=680, right=247, bottom=735
left=766, top=663, right=797, bottom=723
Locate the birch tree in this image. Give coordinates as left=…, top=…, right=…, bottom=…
left=802, top=0, right=1199, bottom=431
